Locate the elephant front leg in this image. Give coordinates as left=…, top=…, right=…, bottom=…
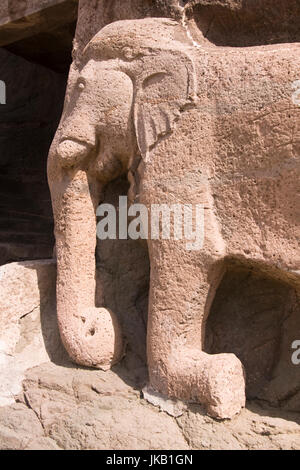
left=147, top=242, right=246, bottom=419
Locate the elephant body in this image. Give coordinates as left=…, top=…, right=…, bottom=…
left=48, top=17, right=300, bottom=419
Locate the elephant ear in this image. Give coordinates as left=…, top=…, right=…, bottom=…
left=134, top=50, right=197, bottom=162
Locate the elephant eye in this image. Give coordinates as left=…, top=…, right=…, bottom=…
left=77, top=79, right=86, bottom=90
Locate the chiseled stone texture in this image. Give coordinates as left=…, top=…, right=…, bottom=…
left=74, top=0, right=182, bottom=57
left=48, top=1, right=300, bottom=418
left=0, top=0, right=298, bottom=449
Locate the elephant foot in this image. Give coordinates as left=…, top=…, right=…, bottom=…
left=199, top=352, right=246, bottom=419
left=150, top=349, right=246, bottom=419
left=59, top=307, right=124, bottom=370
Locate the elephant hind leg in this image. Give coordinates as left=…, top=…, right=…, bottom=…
left=147, top=253, right=246, bottom=419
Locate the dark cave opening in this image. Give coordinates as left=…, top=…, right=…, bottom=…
left=0, top=12, right=76, bottom=265
left=205, top=265, right=300, bottom=411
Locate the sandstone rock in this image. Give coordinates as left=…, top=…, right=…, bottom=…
left=24, top=437, right=62, bottom=451
left=0, top=0, right=78, bottom=47
left=1, top=361, right=299, bottom=450
left=21, top=362, right=188, bottom=450
left=0, top=260, right=56, bottom=353
left=47, top=399, right=188, bottom=450
left=142, top=384, right=188, bottom=417
left=178, top=402, right=300, bottom=450
left=0, top=403, right=44, bottom=450
left=0, top=259, right=67, bottom=406
left=178, top=406, right=245, bottom=450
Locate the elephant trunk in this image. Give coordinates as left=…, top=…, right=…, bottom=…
left=49, top=157, right=124, bottom=370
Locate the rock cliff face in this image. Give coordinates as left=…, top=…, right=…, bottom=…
left=0, top=0, right=299, bottom=449
left=186, top=0, right=300, bottom=46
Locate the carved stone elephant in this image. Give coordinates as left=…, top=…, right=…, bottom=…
left=48, top=17, right=300, bottom=419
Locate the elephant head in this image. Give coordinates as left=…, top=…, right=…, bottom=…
left=48, top=18, right=197, bottom=369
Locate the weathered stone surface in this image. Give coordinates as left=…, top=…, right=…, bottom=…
left=0, top=361, right=299, bottom=450
left=0, top=0, right=78, bottom=47
left=178, top=402, right=300, bottom=450
left=24, top=437, right=62, bottom=450
left=0, top=0, right=69, bottom=22
left=0, top=403, right=44, bottom=450
left=186, top=0, right=300, bottom=47
left=20, top=362, right=188, bottom=450
left=0, top=259, right=56, bottom=354
left=0, top=259, right=67, bottom=406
